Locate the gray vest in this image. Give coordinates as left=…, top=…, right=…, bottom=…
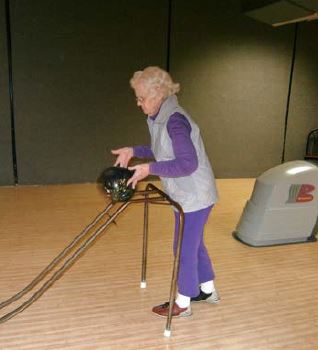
left=147, top=95, right=218, bottom=212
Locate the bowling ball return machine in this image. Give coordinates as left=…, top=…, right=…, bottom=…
left=234, top=160, right=318, bottom=247
left=0, top=167, right=184, bottom=337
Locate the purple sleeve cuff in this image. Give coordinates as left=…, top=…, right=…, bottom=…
left=133, top=145, right=154, bottom=159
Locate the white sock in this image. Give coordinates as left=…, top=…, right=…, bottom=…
left=176, top=293, right=190, bottom=308
left=200, top=280, right=215, bottom=294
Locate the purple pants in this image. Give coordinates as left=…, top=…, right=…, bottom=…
left=173, top=205, right=215, bottom=297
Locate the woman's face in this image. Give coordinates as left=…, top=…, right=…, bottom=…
left=134, top=83, right=163, bottom=116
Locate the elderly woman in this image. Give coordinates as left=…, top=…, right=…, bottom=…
left=111, top=66, right=219, bottom=317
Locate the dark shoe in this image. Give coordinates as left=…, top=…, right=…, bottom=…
left=191, top=290, right=220, bottom=303
left=152, top=302, right=192, bottom=318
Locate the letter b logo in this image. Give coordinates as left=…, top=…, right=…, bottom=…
left=286, top=184, right=315, bottom=203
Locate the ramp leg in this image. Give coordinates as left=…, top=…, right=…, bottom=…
left=164, top=210, right=184, bottom=337
left=140, top=195, right=149, bottom=288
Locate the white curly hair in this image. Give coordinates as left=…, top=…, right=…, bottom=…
left=130, top=66, right=180, bottom=99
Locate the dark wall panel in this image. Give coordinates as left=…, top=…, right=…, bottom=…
left=11, top=0, right=168, bottom=184
left=2, top=0, right=318, bottom=185
left=170, top=0, right=294, bottom=178
left=285, top=21, right=318, bottom=161
left=0, top=0, right=14, bottom=185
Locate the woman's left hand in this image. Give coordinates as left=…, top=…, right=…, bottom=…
left=127, top=164, right=150, bottom=189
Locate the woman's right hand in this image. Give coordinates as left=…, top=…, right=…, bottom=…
left=111, top=147, right=133, bottom=168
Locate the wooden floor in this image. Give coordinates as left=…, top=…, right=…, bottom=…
left=0, top=179, right=317, bottom=349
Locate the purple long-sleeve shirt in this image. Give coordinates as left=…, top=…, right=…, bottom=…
left=133, top=112, right=198, bottom=177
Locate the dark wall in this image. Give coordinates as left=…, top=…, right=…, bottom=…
left=0, top=0, right=317, bottom=185
left=285, top=21, right=318, bottom=161
left=10, top=0, right=168, bottom=184
left=0, top=0, right=14, bottom=185
left=170, top=0, right=294, bottom=177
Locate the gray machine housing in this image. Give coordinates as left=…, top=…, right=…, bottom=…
left=234, top=160, right=318, bottom=247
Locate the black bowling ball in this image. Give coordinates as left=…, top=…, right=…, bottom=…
left=99, top=166, right=135, bottom=202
